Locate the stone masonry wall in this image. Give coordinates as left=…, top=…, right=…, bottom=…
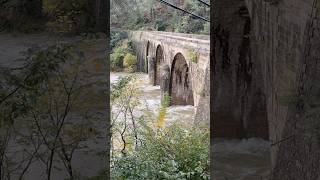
left=212, top=0, right=269, bottom=139
left=213, top=0, right=320, bottom=178
left=248, top=0, right=320, bottom=178
left=128, top=31, right=210, bottom=124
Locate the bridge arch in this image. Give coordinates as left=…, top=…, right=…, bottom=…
left=169, top=53, right=194, bottom=106
left=154, top=44, right=164, bottom=86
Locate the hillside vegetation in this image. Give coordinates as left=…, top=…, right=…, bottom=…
left=0, top=0, right=107, bottom=34
left=111, top=0, right=210, bottom=35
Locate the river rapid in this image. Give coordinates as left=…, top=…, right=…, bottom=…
left=212, top=138, right=271, bottom=179
left=111, top=72, right=195, bottom=125
left=111, top=72, right=271, bottom=180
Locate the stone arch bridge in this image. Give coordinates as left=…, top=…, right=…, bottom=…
left=213, top=0, right=320, bottom=178
left=128, top=31, right=210, bottom=123
left=128, top=1, right=320, bottom=175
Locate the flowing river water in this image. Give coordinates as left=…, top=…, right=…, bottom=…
left=111, top=72, right=195, bottom=125
left=1, top=33, right=271, bottom=180
left=212, top=138, right=271, bottom=179
left=111, top=72, right=271, bottom=180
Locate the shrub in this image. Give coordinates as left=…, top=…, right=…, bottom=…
left=123, top=53, right=137, bottom=68
left=155, top=20, right=168, bottom=31
left=111, top=123, right=209, bottom=179
left=110, top=76, right=209, bottom=179
left=111, top=46, right=126, bottom=71
left=110, top=40, right=136, bottom=71
left=111, top=31, right=128, bottom=50
left=186, top=49, right=199, bottom=63
left=120, top=40, right=135, bottom=54
left=201, top=22, right=210, bottom=35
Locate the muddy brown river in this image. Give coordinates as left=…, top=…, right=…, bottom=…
left=111, top=72, right=271, bottom=180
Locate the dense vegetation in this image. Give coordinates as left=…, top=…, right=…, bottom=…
left=111, top=0, right=210, bottom=35
left=110, top=31, right=138, bottom=72
left=109, top=0, right=210, bottom=71
left=109, top=3, right=210, bottom=177
left=0, top=0, right=108, bottom=33
left=110, top=76, right=209, bottom=179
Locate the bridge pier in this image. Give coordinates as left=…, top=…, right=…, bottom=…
left=160, top=64, right=170, bottom=99
left=147, top=55, right=155, bottom=85
left=129, top=31, right=210, bottom=122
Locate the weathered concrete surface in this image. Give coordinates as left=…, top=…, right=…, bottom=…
left=160, top=64, right=170, bottom=99
left=213, top=0, right=320, bottom=178
left=129, top=31, right=210, bottom=123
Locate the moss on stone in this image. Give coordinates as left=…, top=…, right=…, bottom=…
left=186, top=49, right=199, bottom=63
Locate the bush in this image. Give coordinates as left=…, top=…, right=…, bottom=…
left=155, top=20, right=168, bottom=31
left=123, top=53, right=137, bottom=68
left=111, top=31, right=128, bottom=50
left=186, top=49, right=199, bottom=63
left=111, top=47, right=125, bottom=71
left=110, top=76, right=209, bottom=179
left=201, top=22, right=210, bottom=35
left=111, top=123, right=209, bottom=179
left=111, top=40, right=136, bottom=71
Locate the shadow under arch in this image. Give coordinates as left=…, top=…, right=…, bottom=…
left=154, top=44, right=164, bottom=86
left=169, top=53, right=194, bottom=106
left=145, top=41, right=150, bottom=73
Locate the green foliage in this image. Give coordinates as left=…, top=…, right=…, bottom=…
left=123, top=53, right=137, bottom=68
left=201, top=22, right=210, bottom=35
left=111, top=78, right=209, bottom=179
left=111, top=76, right=209, bottom=180
left=155, top=20, right=168, bottom=31
left=111, top=0, right=210, bottom=34
left=111, top=31, right=128, bottom=50
left=111, top=75, right=135, bottom=102
left=112, top=122, right=209, bottom=179
left=111, top=47, right=125, bottom=71
left=174, top=16, right=204, bottom=34
left=111, top=40, right=136, bottom=71
left=186, top=49, right=199, bottom=63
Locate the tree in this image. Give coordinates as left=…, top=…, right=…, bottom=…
left=0, top=42, right=104, bottom=179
